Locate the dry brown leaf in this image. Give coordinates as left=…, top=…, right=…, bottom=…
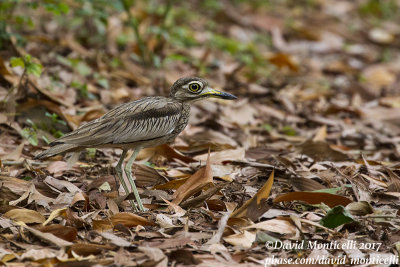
left=138, top=144, right=195, bottom=163
left=1, top=142, right=25, bottom=161
left=70, top=243, right=113, bottom=257
left=153, top=177, right=188, bottom=190
left=70, top=192, right=89, bottom=211
left=244, top=218, right=297, bottom=235
left=313, top=125, right=327, bottom=142
left=231, top=170, right=274, bottom=220
left=4, top=208, right=45, bottom=224
left=132, top=163, right=169, bottom=187
left=172, top=151, right=213, bottom=205
left=99, top=231, right=131, bottom=247
left=221, top=99, right=258, bottom=125
left=223, top=230, right=256, bottom=248
left=92, top=219, right=114, bottom=231
left=273, top=191, right=352, bottom=208
left=15, top=221, right=72, bottom=247
left=44, top=176, right=81, bottom=193
left=38, top=224, right=77, bottom=242
left=180, top=183, right=225, bottom=209
left=0, top=56, right=11, bottom=75
left=297, top=140, right=349, bottom=161
left=162, top=198, right=186, bottom=216
left=43, top=208, right=67, bottom=226
left=346, top=201, right=374, bottom=216
left=362, top=65, right=396, bottom=92
left=268, top=53, right=299, bottom=71
left=290, top=177, right=326, bottom=191
left=111, top=212, right=155, bottom=227
left=194, top=148, right=245, bottom=164
left=386, top=168, right=400, bottom=192
left=0, top=176, right=30, bottom=203
left=65, top=208, right=90, bottom=228
left=9, top=183, right=54, bottom=207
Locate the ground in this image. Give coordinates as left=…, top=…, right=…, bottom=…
left=0, top=0, right=400, bottom=266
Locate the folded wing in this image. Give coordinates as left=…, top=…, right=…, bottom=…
left=51, top=97, right=182, bottom=147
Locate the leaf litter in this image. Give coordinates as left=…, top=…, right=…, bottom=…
left=0, top=0, right=400, bottom=266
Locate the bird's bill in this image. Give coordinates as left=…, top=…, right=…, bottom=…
left=200, top=87, right=237, bottom=100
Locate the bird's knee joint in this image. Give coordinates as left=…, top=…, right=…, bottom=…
left=124, top=166, right=131, bottom=173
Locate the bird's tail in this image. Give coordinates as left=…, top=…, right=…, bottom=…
left=34, top=144, right=77, bottom=159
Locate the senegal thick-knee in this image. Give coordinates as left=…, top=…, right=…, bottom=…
left=35, top=77, right=237, bottom=211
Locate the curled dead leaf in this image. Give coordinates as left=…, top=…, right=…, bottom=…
left=172, top=151, right=213, bottom=205
left=231, top=170, right=274, bottom=220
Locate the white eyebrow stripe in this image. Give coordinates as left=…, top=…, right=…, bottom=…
left=189, top=81, right=203, bottom=87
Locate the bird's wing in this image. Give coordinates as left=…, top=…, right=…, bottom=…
left=51, top=97, right=183, bottom=147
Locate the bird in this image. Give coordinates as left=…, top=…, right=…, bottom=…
left=35, top=77, right=237, bottom=212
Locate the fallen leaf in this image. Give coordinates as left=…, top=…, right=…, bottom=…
left=15, top=221, right=72, bottom=247
left=290, top=177, right=326, bottom=191
left=1, top=142, right=25, bottom=161
left=231, top=170, right=274, bottom=220
left=70, top=192, right=89, bottom=211
left=194, top=148, right=245, bottom=164
left=346, top=201, right=374, bottom=216
left=244, top=218, right=297, bottom=235
left=70, top=243, right=112, bottom=256
left=138, top=144, right=195, bottom=163
left=223, top=230, right=256, bottom=248
left=320, top=205, right=355, bottom=229
left=4, top=208, right=45, bottom=224
left=268, top=52, right=299, bottom=71
left=38, top=224, right=77, bottom=242
left=43, top=208, right=67, bottom=226
left=133, top=163, right=169, bottom=187
left=169, top=249, right=200, bottom=265
left=154, top=177, right=188, bottom=190
left=99, top=231, right=132, bottom=247
left=297, top=140, right=349, bottom=161
left=111, top=212, right=155, bottom=227
left=92, top=219, right=114, bottom=231
left=273, top=191, right=352, bottom=208
left=20, top=248, right=57, bottom=261
left=172, top=151, right=213, bottom=205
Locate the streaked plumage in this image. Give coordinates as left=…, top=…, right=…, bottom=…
left=35, top=77, right=236, bottom=212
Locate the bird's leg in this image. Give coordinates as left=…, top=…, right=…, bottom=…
left=116, top=150, right=138, bottom=212
left=124, top=147, right=145, bottom=212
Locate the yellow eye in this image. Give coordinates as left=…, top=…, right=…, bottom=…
left=188, top=82, right=201, bottom=93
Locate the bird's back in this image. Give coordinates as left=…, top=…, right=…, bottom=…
left=35, top=96, right=189, bottom=159
left=55, top=96, right=186, bottom=147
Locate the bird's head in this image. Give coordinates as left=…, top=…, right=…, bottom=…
left=170, top=77, right=237, bottom=102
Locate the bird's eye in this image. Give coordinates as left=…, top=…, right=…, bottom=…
left=188, top=82, right=202, bottom=93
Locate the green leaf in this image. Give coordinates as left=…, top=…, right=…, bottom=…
left=262, top=124, right=273, bottom=131
left=86, top=148, right=96, bottom=159
left=21, top=127, right=38, bottom=146
left=58, top=3, right=69, bottom=14
left=23, top=54, right=32, bottom=63
left=26, top=62, right=43, bottom=77
left=255, top=232, right=280, bottom=244
left=313, top=185, right=352, bottom=194
left=75, top=61, right=92, bottom=76
left=320, top=205, right=355, bottom=229
left=313, top=187, right=342, bottom=194
left=10, top=57, right=25, bottom=68
left=282, top=126, right=297, bottom=136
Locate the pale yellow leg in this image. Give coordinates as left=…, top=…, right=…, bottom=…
left=124, top=148, right=145, bottom=212
left=116, top=150, right=138, bottom=212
